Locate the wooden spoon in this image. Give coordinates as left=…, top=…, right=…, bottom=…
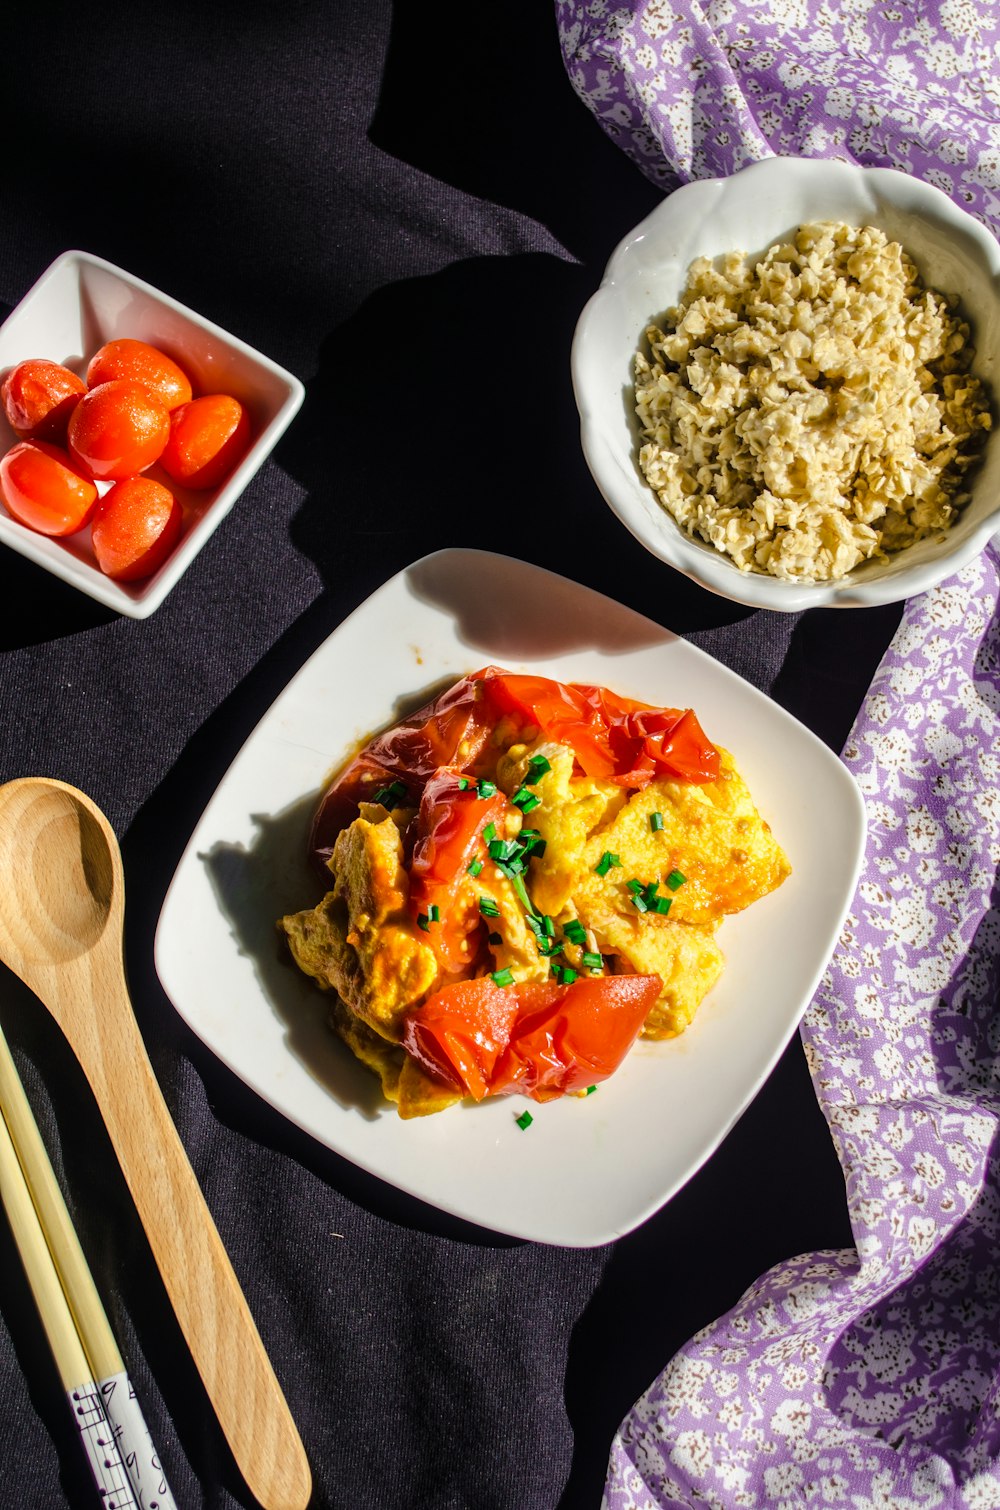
left=0, top=777, right=312, bottom=1510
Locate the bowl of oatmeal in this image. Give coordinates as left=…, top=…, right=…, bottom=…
left=572, top=157, right=1000, bottom=610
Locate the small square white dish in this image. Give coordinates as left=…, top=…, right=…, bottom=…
left=154, top=549, right=866, bottom=1247
left=0, top=250, right=304, bottom=618
left=572, top=156, right=1000, bottom=611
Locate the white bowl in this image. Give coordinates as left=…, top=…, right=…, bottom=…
left=0, top=251, right=304, bottom=618
left=572, top=157, right=1000, bottom=611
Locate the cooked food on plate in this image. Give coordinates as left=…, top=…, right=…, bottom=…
left=635, top=221, right=993, bottom=583
left=279, top=667, right=789, bottom=1117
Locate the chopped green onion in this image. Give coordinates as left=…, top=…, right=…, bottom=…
left=417, top=913, right=430, bottom=931
left=563, top=919, right=587, bottom=945
left=429, top=904, right=440, bottom=923
left=525, top=914, right=543, bottom=938
left=666, top=869, right=686, bottom=891
left=626, top=878, right=644, bottom=895
left=539, top=940, right=563, bottom=959
left=643, top=882, right=660, bottom=907
left=488, top=838, right=520, bottom=863
left=483, top=822, right=497, bottom=844
left=509, top=872, right=536, bottom=916
left=458, top=777, right=470, bottom=791
left=515, top=1109, right=533, bottom=1130
left=467, top=858, right=483, bottom=877
left=488, top=931, right=503, bottom=945
left=526, top=754, right=551, bottom=783
left=372, top=779, right=407, bottom=806
left=479, top=895, right=500, bottom=919
left=651, top=896, right=672, bottom=915
left=585, top=1085, right=597, bottom=1096
left=650, top=812, right=664, bottom=832
left=477, top=778, right=497, bottom=799
left=560, top=966, right=578, bottom=984
left=491, top=968, right=514, bottom=987
left=542, top=914, right=555, bottom=937
left=512, top=786, right=541, bottom=814
left=595, top=851, right=622, bottom=877
left=582, top=950, right=603, bottom=972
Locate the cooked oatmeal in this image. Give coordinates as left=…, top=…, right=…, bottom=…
left=634, top=221, right=993, bottom=582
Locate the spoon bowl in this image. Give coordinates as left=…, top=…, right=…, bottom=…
left=0, top=776, right=312, bottom=1510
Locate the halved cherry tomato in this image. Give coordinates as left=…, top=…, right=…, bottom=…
left=0, top=440, right=97, bottom=535
left=86, top=339, right=193, bottom=412
left=408, top=769, right=510, bottom=973
left=159, top=394, right=251, bottom=490
left=91, top=477, right=182, bottom=581
left=68, top=380, right=170, bottom=481
left=1, top=359, right=86, bottom=442
left=403, top=974, right=661, bottom=1102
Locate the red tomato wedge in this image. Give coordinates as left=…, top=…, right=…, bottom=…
left=403, top=974, right=660, bottom=1102
left=408, top=769, right=509, bottom=973
left=310, top=667, right=719, bottom=871
left=309, top=673, right=495, bottom=870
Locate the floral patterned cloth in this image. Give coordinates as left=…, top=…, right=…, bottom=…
left=555, top=5, right=1000, bottom=1505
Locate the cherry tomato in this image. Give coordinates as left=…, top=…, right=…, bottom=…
left=408, top=769, right=510, bottom=973
left=68, top=380, right=170, bottom=481
left=403, top=974, right=661, bottom=1102
left=91, top=477, right=182, bottom=581
left=159, top=394, right=251, bottom=490
left=1, top=359, right=86, bottom=442
left=86, top=339, right=193, bottom=412
left=0, top=440, right=97, bottom=536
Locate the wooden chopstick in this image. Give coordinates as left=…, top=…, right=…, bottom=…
left=0, top=1022, right=177, bottom=1509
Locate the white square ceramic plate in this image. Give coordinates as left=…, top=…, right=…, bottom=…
left=0, top=250, right=304, bottom=617
left=154, top=550, right=866, bottom=1246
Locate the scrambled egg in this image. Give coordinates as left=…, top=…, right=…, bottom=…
left=280, top=726, right=789, bottom=1117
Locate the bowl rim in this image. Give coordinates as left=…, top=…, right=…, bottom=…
left=572, top=155, right=1000, bottom=611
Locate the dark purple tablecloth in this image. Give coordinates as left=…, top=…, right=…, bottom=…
left=0, top=5, right=898, bottom=1506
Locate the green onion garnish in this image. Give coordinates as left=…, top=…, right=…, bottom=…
left=488, top=838, right=520, bottom=863
left=650, top=812, right=664, bottom=832
left=582, top=951, right=603, bottom=972
left=651, top=896, right=672, bottom=915
left=477, top=778, right=497, bottom=799
left=585, top=1085, right=597, bottom=1096
left=563, top=920, right=587, bottom=945
left=539, top=940, right=563, bottom=959
left=515, top=1109, right=533, bottom=1130
left=509, top=872, right=536, bottom=915
left=512, top=787, right=541, bottom=814
left=492, top=968, right=514, bottom=987
left=467, top=858, right=483, bottom=877
left=560, top=966, right=578, bottom=984
left=525, top=914, right=543, bottom=938
left=595, top=851, right=622, bottom=877
left=526, top=755, right=551, bottom=783
left=372, top=779, right=407, bottom=806
left=479, top=895, right=500, bottom=919
left=666, top=869, right=686, bottom=891
left=458, top=777, right=470, bottom=791
left=417, top=913, right=430, bottom=931
left=429, top=904, right=440, bottom=923
left=542, top=914, right=555, bottom=937
left=483, top=822, right=497, bottom=844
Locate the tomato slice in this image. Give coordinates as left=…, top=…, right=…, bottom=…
left=403, top=974, right=661, bottom=1102
left=408, top=769, right=509, bottom=973
left=481, top=670, right=720, bottom=786
left=309, top=673, right=494, bottom=870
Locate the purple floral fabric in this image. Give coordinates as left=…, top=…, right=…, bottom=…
left=554, top=6, right=1000, bottom=1505
left=555, top=1, right=1000, bottom=226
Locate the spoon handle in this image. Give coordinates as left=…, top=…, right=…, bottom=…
left=73, top=969, right=312, bottom=1510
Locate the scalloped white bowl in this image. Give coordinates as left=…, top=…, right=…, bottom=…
left=572, top=157, right=1000, bottom=611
